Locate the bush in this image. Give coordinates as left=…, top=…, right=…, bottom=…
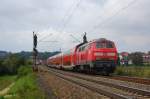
left=17, top=66, right=32, bottom=77
left=25, top=59, right=32, bottom=65
left=0, top=96, right=4, bottom=99
left=114, top=67, right=125, bottom=75
left=114, top=66, right=150, bottom=78
left=0, top=54, right=31, bottom=75
left=9, top=67, right=45, bottom=99
left=10, top=74, right=36, bottom=94
left=129, top=52, right=143, bottom=65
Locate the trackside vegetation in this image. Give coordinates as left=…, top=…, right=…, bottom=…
left=0, top=75, right=16, bottom=90
left=0, top=66, right=46, bottom=99
left=0, top=53, right=46, bottom=99
left=114, top=66, right=150, bottom=78
left=8, top=66, right=46, bottom=99
left=0, top=54, right=32, bottom=75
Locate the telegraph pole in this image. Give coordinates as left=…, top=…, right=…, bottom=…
left=33, top=32, right=38, bottom=71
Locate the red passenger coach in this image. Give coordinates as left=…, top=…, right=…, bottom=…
left=47, top=38, right=118, bottom=75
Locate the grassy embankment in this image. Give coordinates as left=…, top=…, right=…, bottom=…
left=114, top=66, right=150, bottom=78
left=0, top=66, right=45, bottom=99
left=0, top=75, right=16, bottom=91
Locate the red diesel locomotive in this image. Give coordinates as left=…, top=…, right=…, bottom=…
left=47, top=38, right=118, bottom=75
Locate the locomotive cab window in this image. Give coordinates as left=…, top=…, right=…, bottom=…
left=96, top=42, right=114, bottom=48
left=106, top=42, right=114, bottom=48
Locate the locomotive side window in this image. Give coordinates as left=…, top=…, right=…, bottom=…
left=82, top=45, right=86, bottom=51
left=84, top=44, right=90, bottom=50
left=79, top=47, right=82, bottom=52
left=79, top=45, right=85, bottom=52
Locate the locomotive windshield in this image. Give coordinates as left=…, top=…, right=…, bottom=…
left=96, top=41, right=114, bottom=48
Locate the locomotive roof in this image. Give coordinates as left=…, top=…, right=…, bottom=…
left=77, top=38, right=113, bottom=48
left=89, top=38, right=113, bottom=43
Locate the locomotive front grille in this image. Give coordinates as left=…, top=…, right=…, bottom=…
left=95, top=57, right=114, bottom=61
left=93, top=60, right=116, bottom=68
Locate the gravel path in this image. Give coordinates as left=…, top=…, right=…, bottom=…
left=0, top=83, right=14, bottom=96
left=37, top=73, right=57, bottom=99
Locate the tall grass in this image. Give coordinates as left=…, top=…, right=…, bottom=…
left=114, top=66, right=150, bottom=78
left=8, top=66, right=45, bottom=99
left=0, top=75, right=17, bottom=90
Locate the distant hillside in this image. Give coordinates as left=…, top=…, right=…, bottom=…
left=38, top=51, right=60, bottom=59
left=0, top=51, right=60, bottom=60
left=0, top=51, right=9, bottom=59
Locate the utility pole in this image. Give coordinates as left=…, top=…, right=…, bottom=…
left=33, top=32, right=38, bottom=72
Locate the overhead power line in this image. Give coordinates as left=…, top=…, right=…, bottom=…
left=70, top=34, right=82, bottom=43
left=56, top=0, right=77, bottom=31
left=89, top=0, right=139, bottom=33
left=38, top=33, right=53, bottom=43
left=57, top=0, right=82, bottom=43
left=38, top=0, right=81, bottom=43
left=39, top=40, right=58, bottom=43
left=60, top=0, right=81, bottom=32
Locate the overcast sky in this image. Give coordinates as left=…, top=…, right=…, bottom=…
left=0, top=0, right=150, bottom=52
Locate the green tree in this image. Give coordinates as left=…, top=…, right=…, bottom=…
left=129, top=52, right=143, bottom=65
left=0, top=54, right=27, bottom=75
left=2, top=54, right=19, bottom=74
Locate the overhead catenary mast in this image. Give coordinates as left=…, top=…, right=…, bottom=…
left=33, top=31, right=38, bottom=71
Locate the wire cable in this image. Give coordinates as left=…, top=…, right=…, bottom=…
left=60, top=0, right=81, bottom=32
left=38, top=33, right=53, bottom=43
left=38, top=0, right=81, bottom=43
left=89, top=0, right=139, bottom=33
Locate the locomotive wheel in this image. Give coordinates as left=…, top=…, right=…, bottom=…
left=73, top=65, right=80, bottom=72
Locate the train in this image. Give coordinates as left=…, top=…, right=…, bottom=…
left=47, top=38, right=118, bottom=75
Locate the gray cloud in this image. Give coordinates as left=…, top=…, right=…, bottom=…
left=0, top=0, right=150, bottom=52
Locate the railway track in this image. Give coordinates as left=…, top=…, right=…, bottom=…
left=45, top=66, right=150, bottom=99
left=108, top=75, right=150, bottom=85
left=70, top=72, right=150, bottom=85
left=64, top=72, right=150, bottom=85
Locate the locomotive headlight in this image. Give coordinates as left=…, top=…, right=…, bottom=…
left=107, top=52, right=115, bottom=56
left=94, top=52, right=103, bottom=56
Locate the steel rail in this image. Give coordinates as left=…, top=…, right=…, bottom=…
left=109, top=75, right=150, bottom=85
left=49, top=67, right=150, bottom=97
left=47, top=68, right=136, bottom=99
